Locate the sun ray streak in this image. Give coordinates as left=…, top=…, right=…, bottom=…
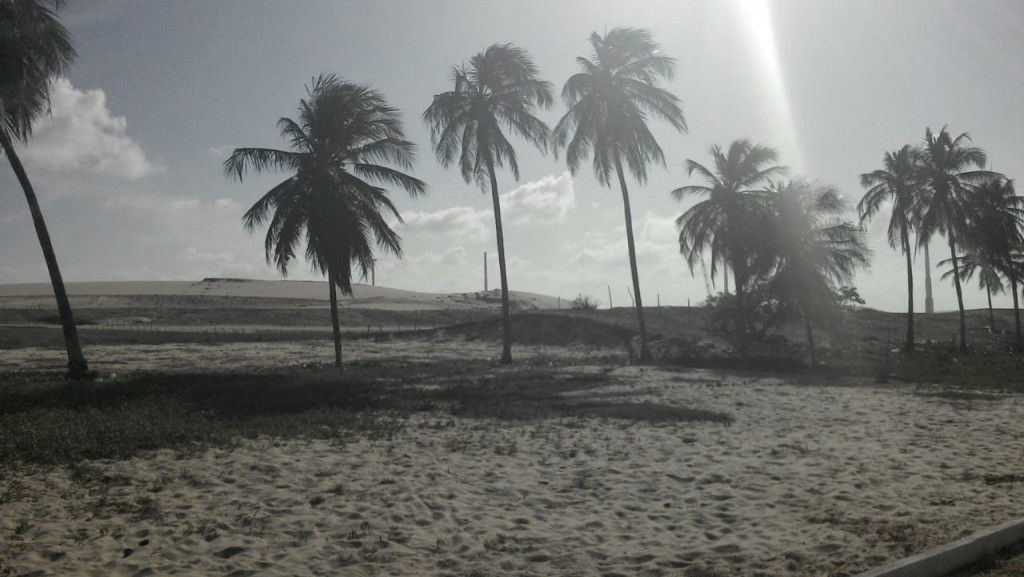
left=735, top=0, right=805, bottom=172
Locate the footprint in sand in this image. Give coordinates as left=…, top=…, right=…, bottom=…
left=214, top=546, right=246, bottom=559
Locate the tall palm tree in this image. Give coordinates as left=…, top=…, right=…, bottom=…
left=226, top=74, right=426, bottom=366
left=423, top=44, right=552, bottom=364
left=766, top=180, right=869, bottom=363
left=673, top=140, right=785, bottom=355
left=950, top=176, right=1024, bottom=348
left=858, top=145, right=924, bottom=353
left=1, top=0, right=92, bottom=379
left=554, top=27, right=686, bottom=361
left=917, top=127, right=1000, bottom=352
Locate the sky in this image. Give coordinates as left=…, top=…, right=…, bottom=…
left=2, top=0, right=1022, bottom=313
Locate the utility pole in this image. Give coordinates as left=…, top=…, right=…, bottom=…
left=924, top=244, right=934, bottom=314
left=484, top=252, right=488, bottom=291
left=607, top=285, right=613, bottom=309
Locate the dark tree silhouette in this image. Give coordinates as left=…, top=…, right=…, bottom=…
left=917, top=127, right=1000, bottom=352
left=1, top=0, right=92, bottom=379
left=554, top=27, right=687, bottom=361
left=942, top=176, right=1023, bottom=348
left=225, top=74, right=426, bottom=366
left=858, top=145, right=924, bottom=353
left=673, top=140, right=784, bottom=355
left=424, top=44, right=552, bottom=364
left=766, top=180, right=869, bottom=364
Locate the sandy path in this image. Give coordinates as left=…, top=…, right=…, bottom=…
left=2, top=365, right=1022, bottom=576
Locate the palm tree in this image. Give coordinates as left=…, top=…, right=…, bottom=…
left=1004, top=251, right=1024, bottom=351
left=939, top=251, right=1005, bottom=331
left=948, top=176, right=1024, bottom=347
left=858, top=145, right=924, bottom=353
left=917, top=127, right=1001, bottom=352
left=225, top=74, right=426, bottom=366
left=554, top=27, right=687, bottom=361
left=423, top=44, right=552, bottom=364
left=766, top=181, right=869, bottom=364
left=673, top=140, right=785, bottom=354
left=1, top=0, right=92, bottom=379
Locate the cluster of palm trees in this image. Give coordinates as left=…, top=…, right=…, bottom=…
left=232, top=28, right=686, bottom=365
left=859, top=128, right=1020, bottom=354
left=674, top=140, right=869, bottom=361
left=5, top=1, right=1021, bottom=376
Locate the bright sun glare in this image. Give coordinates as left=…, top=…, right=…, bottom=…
left=735, top=0, right=805, bottom=171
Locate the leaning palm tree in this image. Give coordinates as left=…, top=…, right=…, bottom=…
left=766, top=180, right=869, bottom=364
left=917, top=127, right=1001, bottom=352
left=423, top=43, right=552, bottom=364
left=554, top=27, right=687, bottom=361
left=1, top=0, right=92, bottom=379
left=673, top=140, right=785, bottom=355
left=858, top=145, right=924, bottom=353
left=226, top=74, right=426, bottom=366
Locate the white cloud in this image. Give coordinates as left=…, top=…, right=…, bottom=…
left=182, top=247, right=258, bottom=277
left=399, top=206, right=490, bottom=241
left=19, top=78, right=162, bottom=179
left=209, top=144, right=236, bottom=159
left=500, top=172, right=575, bottom=225
left=213, top=198, right=240, bottom=213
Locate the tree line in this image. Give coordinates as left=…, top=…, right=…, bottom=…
left=3, top=1, right=1018, bottom=377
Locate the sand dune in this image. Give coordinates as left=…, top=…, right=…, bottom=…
left=1, top=358, right=1021, bottom=576
left=0, top=279, right=561, bottom=312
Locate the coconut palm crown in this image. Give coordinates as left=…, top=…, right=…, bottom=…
left=767, top=180, right=869, bottom=363
left=554, top=27, right=687, bottom=361
left=917, top=126, right=1001, bottom=352
left=423, top=43, right=553, bottom=364
left=673, top=140, right=785, bottom=353
left=858, top=144, right=925, bottom=353
left=225, top=74, right=426, bottom=365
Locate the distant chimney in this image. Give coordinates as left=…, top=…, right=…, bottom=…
left=924, top=244, right=934, bottom=314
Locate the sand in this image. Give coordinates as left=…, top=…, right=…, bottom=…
left=0, top=279, right=561, bottom=312
left=2, top=349, right=1022, bottom=576
left=2, top=280, right=1023, bottom=576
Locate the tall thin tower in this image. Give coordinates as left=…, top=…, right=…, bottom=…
left=924, top=244, right=934, bottom=313
left=484, top=252, right=488, bottom=292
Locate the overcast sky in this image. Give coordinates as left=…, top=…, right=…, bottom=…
left=2, top=0, right=1022, bottom=312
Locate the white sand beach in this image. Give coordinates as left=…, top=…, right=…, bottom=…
left=1, top=350, right=1022, bottom=577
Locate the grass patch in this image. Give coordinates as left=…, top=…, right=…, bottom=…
left=0, top=360, right=729, bottom=466
left=877, top=348, right=1024, bottom=392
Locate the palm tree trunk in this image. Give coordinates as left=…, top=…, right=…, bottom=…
left=901, top=226, right=915, bottom=354
left=613, top=155, right=650, bottom=361
left=986, top=289, right=994, bottom=331
left=801, top=303, right=817, bottom=365
left=1012, top=276, right=1021, bottom=352
left=327, top=267, right=342, bottom=367
left=486, top=158, right=513, bottom=364
left=731, top=253, right=749, bottom=357
left=1, top=130, right=91, bottom=379
left=947, top=235, right=968, bottom=353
